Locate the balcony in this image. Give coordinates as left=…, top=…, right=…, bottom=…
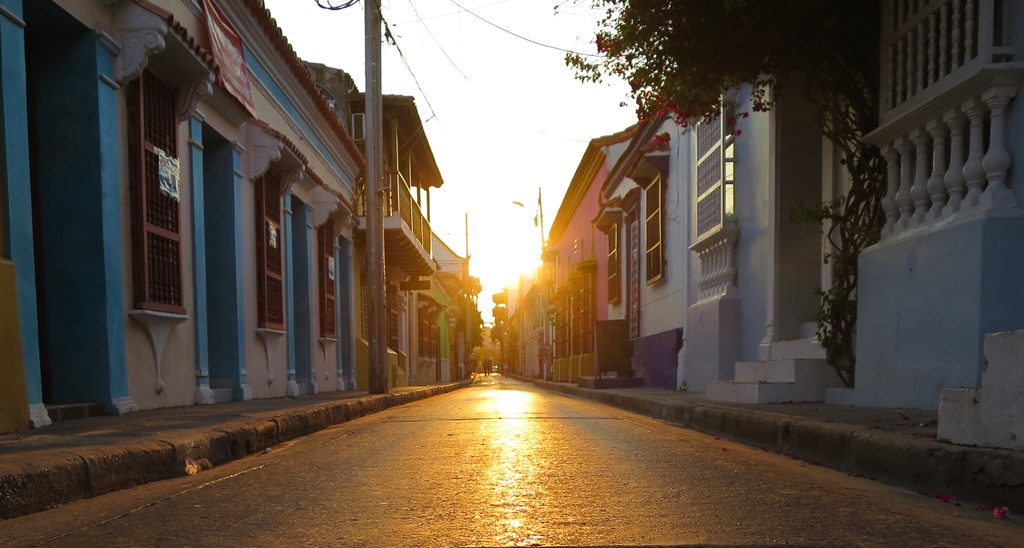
left=354, top=169, right=434, bottom=276
left=866, top=0, right=1023, bottom=238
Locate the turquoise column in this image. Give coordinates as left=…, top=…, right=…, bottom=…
left=189, top=117, right=214, bottom=405
left=336, top=235, right=355, bottom=390
left=229, top=145, right=251, bottom=400
left=0, top=0, right=45, bottom=426
left=94, top=35, right=133, bottom=414
left=283, top=193, right=299, bottom=396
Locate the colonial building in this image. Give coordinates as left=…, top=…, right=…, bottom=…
left=547, top=127, right=634, bottom=383
left=0, top=0, right=474, bottom=434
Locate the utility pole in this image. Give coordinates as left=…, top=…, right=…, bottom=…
left=464, top=212, right=472, bottom=379
left=365, top=0, right=389, bottom=394
left=537, top=186, right=549, bottom=380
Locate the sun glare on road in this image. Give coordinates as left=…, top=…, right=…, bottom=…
left=474, top=386, right=547, bottom=546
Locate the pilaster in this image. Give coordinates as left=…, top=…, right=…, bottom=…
left=188, top=116, right=214, bottom=405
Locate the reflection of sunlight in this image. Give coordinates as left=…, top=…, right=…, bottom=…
left=476, top=389, right=546, bottom=546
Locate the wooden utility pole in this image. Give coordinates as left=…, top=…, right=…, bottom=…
left=464, top=212, right=472, bottom=379
left=365, top=0, right=389, bottom=394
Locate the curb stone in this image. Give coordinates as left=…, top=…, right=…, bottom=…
left=517, top=376, right=1024, bottom=510
left=0, top=381, right=471, bottom=519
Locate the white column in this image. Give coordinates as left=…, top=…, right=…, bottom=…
left=926, top=119, right=948, bottom=218
left=943, top=108, right=967, bottom=213
left=895, top=137, right=915, bottom=227
left=910, top=129, right=931, bottom=223
left=881, top=144, right=899, bottom=234
left=981, top=89, right=1016, bottom=207
left=962, top=97, right=987, bottom=206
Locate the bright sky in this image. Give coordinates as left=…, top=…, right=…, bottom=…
left=264, top=0, right=636, bottom=321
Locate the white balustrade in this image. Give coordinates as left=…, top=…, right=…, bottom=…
left=869, top=0, right=1020, bottom=239
left=873, top=85, right=1018, bottom=239
left=881, top=0, right=1007, bottom=124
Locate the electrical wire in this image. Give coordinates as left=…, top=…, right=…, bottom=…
left=445, top=0, right=603, bottom=58
left=381, top=13, right=441, bottom=122
left=314, top=0, right=360, bottom=10
left=406, top=0, right=470, bottom=81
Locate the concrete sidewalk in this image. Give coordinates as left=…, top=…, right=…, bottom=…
left=0, top=381, right=470, bottom=519
left=514, top=376, right=1024, bottom=510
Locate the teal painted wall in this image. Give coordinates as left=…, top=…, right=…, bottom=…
left=23, top=2, right=128, bottom=409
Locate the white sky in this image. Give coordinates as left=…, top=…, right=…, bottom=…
left=264, top=0, right=636, bottom=321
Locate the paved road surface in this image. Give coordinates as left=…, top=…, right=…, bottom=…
left=2, top=376, right=1022, bottom=546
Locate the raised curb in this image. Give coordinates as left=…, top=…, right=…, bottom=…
left=0, top=381, right=470, bottom=519
left=517, top=376, right=1024, bottom=510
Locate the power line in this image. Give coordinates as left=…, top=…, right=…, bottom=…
left=381, top=13, right=440, bottom=122
left=314, top=0, right=360, bottom=10
left=406, top=0, right=470, bottom=81
left=391, top=0, right=512, bottom=26
left=445, top=0, right=603, bottom=58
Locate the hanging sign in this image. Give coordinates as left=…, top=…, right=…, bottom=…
left=156, top=147, right=180, bottom=201
left=267, top=221, right=279, bottom=249
left=204, top=0, right=256, bottom=114
left=328, top=256, right=336, bottom=281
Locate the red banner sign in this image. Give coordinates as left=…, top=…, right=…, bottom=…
left=204, top=0, right=255, bottom=114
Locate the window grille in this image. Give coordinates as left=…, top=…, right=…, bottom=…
left=645, top=176, right=665, bottom=282
left=607, top=224, right=621, bottom=303
left=127, top=71, right=184, bottom=313
left=318, top=221, right=337, bottom=336
left=695, top=108, right=736, bottom=239
left=255, top=173, right=285, bottom=329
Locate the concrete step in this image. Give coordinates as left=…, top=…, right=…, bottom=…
left=768, top=337, right=826, bottom=360
left=735, top=358, right=832, bottom=383
left=706, top=380, right=831, bottom=404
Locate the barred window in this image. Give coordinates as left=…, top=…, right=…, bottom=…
left=318, top=221, right=337, bottom=337
left=607, top=223, right=621, bottom=303
left=127, top=71, right=184, bottom=313
left=644, top=175, right=665, bottom=283
left=255, top=172, right=285, bottom=329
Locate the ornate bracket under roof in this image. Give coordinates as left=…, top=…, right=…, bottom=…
left=244, top=122, right=285, bottom=180
left=112, top=1, right=214, bottom=122
left=309, top=185, right=340, bottom=228
left=332, top=200, right=359, bottom=239
left=176, top=75, right=213, bottom=122
left=114, top=2, right=167, bottom=84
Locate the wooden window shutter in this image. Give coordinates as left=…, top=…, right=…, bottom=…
left=255, top=173, right=285, bottom=329
left=607, top=224, right=620, bottom=303
left=387, top=283, right=399, bottom=349
left=318, top=221, right=336, bottom=337
left=645, top=176, right=665, bottom=282
left=127, top=71, right=185, bottom=313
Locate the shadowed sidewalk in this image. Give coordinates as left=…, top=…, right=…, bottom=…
left=0, top=382, right=471, bottom=519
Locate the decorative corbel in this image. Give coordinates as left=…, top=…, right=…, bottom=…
left=113, top=2, right=168, bottom=84
left=244, top=123, right=284, bottom=180
left=309, top=185, right=340, bottom=227
left=281, top=168, right=309, bottom=197
left=176, top=74, right=214, bottom=122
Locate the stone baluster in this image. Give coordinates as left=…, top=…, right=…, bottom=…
left=939, top=2, right=948, bottom=76
left=952, top=0, right=962, bottom=67
left=965, top=0, right=975, bottom=60
left=928, top=12, right=937, bottom=85
left=943, top=108, right=968, bottom=213
left=926, top=119, right=948, bottom=218
left=917, top=22, right=926, bottom=94
left=881, top=145, right=900, bottom=233
left=910, top=129, right=931, bottom=222
left=897, top=35, right=906, bottom=104
left=896, top=137, right=915, bottom=227
left=962, top=97, right=987, bottom=206
left=981, top=89, right=1016, bottom=207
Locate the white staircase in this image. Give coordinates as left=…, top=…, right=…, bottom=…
left=706, top=336, right=843, bottom=404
